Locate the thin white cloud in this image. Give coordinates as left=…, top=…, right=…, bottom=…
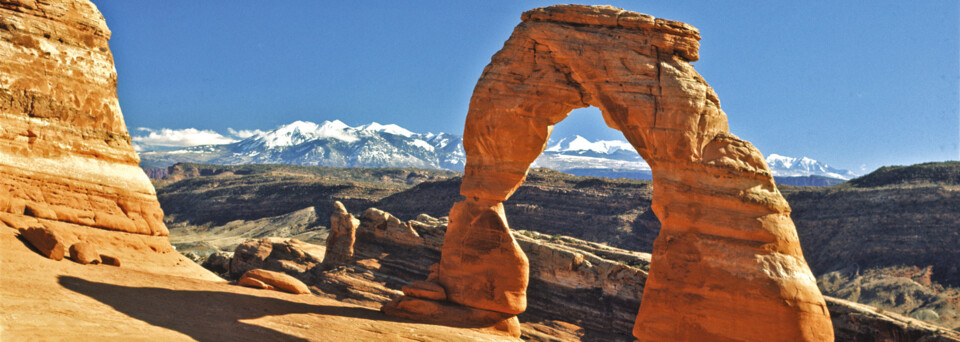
left=132, top=128, right=238, bottom=148
left=228, top=128, right=265, bottom=139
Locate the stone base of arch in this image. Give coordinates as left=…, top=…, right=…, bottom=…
left=381, top=5, right=833, bottom=341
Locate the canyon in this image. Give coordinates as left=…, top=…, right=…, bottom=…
left=157, top=161, right=960, bottom=337
left=2, top=0, right=957, bottom=341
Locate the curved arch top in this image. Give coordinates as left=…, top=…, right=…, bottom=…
left=385, top=5, right=834, bottom=340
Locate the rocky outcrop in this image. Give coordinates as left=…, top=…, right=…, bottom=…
left=383, top=4, right=831, bottom=340
left=0, top=0, right=166, bottom=236
left=229, top=237, right=324, bottom=278
left=827, top=296, right=960, bottom=341
left=322, top=201, right=359, bottom=265
left=0, top=0, right=211, bottom=278
left=358, top=207, right=424, bottom=246
left=209, top=205, right=955, bottom=341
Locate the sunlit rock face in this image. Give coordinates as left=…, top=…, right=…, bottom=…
left=387, top=4, right=834, bottom=341
left=0, top=0, right=166, bottom=236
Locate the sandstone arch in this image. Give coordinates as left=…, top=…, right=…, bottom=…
left=383, top=5, right=833, bottom=341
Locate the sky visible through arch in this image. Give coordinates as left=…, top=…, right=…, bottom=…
left=93, top=1, right=959, bottom=173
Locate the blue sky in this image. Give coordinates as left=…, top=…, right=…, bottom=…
left=93, top=1, right=959, bottom=173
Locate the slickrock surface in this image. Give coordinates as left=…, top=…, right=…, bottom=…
left=380, top=4, right=832, bottom=340
left=0, top=0, right=166, bottom=237
left=0, top=227, right=515, bottom=342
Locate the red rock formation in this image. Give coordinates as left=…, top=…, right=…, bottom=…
left=0, top=1, right=214, bottom=280
left=100, top=254, right=121, bottom=267
left=358, top=207, right=423, bottom=246
left=238, top=269, right=311, bottom=295
left=18, top=226, right=65, bottom=260
left=0, top=0, right=166, bottom=236
left=322, top=201, right=359, bottom=265
left=68, top=241, right=100, bottom=265
left=229, top=237, right=324, bottom=277
left=385, top=4, right=833, bottom=341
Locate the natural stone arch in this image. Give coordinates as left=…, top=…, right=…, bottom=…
left=384, top=5, right=833, bottom=341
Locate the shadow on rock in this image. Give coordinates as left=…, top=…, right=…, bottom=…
left=57, top=276, right=411, bottom=341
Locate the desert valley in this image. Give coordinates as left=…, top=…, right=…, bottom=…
left=1, top=1, right=958, bottom=341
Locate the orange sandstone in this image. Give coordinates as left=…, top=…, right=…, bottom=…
left=68, top=241, right=101, bottom=265
left=322, top=201, right=359, bottom=266
left=384, top=4, right=833, bottom=341
left=0, top=0, right=166, bottom=236
left=18, top=227, right=66, bottom=260
left=238, top=269, right=311, bottom=295
left=0, top=0, right=214, bottom=280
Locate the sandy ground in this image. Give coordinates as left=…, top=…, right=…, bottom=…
left=0, top=227, right=514, bottom=341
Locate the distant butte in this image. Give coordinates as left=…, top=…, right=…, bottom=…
left=382, top=4, right=834, bottom=340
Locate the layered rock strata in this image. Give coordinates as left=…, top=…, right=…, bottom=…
left=0, top=0, right=215, bottom=281
left=385, top=4, right=833, bottom=340
left=0, top=1, right=166, bottom=236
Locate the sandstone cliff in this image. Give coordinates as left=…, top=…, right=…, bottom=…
left=1, top=0, right=165, bottom=236
left=0, top=0, right=221, bottom=280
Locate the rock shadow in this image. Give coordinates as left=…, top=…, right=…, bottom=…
left=57, top=276, right=409, bottom=341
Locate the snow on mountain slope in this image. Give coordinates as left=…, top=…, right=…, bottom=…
left=765, top=153, right=858, bottom=180
left=139, top=120, right=465, bottom=170
left=137, top=122, right=855, bottom=182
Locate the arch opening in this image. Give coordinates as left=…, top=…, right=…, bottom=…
left=533, top=106, right=652, bottom=180
left=382, top=5, right=834, bottom=341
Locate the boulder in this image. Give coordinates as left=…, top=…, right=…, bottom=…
left=238, top=269, right=311, bottom=295
left=18, top=227, right=65, bottom=261
left=68, top=242, right=101, bottom=265
left=100, top=254, right=121, bottom=267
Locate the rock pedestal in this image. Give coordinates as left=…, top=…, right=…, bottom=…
left=383, top=4, right=833, bottom=341
left=322, top=201, right=360, bottom=266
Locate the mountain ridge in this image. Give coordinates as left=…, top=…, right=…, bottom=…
left=138, top=120, right=858, bottom=183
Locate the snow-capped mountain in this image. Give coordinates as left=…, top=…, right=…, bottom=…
left=533, top=135, right=650, bottom=173
left=138, top=120, right=465, bottom=170
left=138, top=121, right=857, bottom=185
left=765, top=153, right=858, bottom=180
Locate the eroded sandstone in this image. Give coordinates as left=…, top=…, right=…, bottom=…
left=384, top=4, right=833, bottom=340
left=68, top=241, right=100, bottom=265
left=322, top=201, right=359, bottom=266
left=238, top=269, right=311, bottom=295
left=18, top=226, right=65, bottom=260
left=0, top=0, right=166, bottom=236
